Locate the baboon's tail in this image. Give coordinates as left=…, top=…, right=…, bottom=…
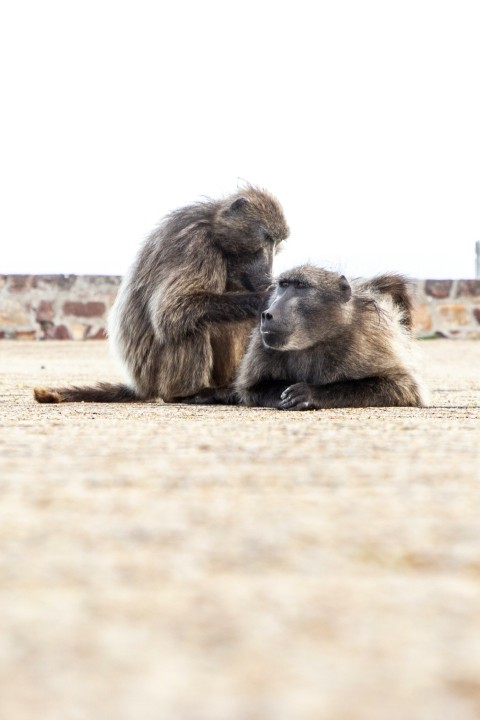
left=33, top=382, right=140, bottom=404
left=369, top=274, right=414, bottom=330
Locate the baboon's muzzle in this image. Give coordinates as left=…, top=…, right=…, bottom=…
left=260, top=310, right=291, bottom=350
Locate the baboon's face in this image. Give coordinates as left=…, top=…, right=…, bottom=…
left=260, top=266, right=352, bottom=351
left=226, top=237, right=276, bottom=292
left=217, top=190, right=289, bottom=292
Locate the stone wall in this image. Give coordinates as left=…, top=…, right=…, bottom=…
left=0, top=274, right=479, bottom=340
left=0, top=275, right=121, bottom=340
left=413, top=279, right=480, bottom=339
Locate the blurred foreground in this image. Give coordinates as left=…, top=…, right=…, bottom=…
left=0, top=340, right=479, bottom=720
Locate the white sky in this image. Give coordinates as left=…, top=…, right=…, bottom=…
left=1, top=0, right=479, bottom=279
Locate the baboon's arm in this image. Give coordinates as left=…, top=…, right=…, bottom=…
left=189, top=291, right=267, bottom=324
left=279, top=375, right=424, bottom=410
left=155, top=290, right=267, bottom=337
left=238, top=380, right=292, bottom=408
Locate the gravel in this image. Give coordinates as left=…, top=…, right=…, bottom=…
left=0, top=339, right=479, bottom=720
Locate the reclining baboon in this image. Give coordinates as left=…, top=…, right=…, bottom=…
left=235, top=264, right=427, bottom=410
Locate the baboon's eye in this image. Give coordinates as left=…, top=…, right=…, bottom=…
left=294, top=280, right=308, bottom=289
left=263, top=230, right=274, bottom=244
left=278, top=280, right=290, bottom=288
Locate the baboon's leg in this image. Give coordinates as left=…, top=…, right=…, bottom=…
left=167, top=386, right=239, bottom=405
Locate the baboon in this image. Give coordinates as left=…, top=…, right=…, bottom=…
left=34, top=186, right=289, bottom=404
left=235, top=264, right=427, bottom=410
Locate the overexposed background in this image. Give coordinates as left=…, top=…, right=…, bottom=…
left=1, top=0, right=479, bottom=279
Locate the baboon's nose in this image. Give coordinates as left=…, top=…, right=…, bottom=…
left=262, top=311, right=273, bottom=322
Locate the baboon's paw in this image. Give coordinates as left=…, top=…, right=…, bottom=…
left=280, top=383, right=316, bottom=411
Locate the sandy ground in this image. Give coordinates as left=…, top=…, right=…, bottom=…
left=0, top=339, right=479, bottom=720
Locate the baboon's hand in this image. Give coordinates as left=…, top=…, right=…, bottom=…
left=254, top=279, right=275, bottom=293
left=251, top=290, right=271, bottom=309
left=279, top=382, right=318, bottom=411
left=239, top=273, right=273, bottom=293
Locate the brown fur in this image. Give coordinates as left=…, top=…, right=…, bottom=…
left=365, top=273, right=414, bottom=329
left=34, top=186, right=289, bottom=404
left=235, top=265, right=427, bottom=410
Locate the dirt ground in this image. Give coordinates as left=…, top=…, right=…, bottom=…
left=0, top=339, right=479, bottom=720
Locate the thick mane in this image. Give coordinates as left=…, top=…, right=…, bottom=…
left=163, top=200, right=217, bottom=238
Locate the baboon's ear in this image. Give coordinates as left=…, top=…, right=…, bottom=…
left=339, top=275, right=352, bottom=300
left=229, top=197, right=248, bottom=213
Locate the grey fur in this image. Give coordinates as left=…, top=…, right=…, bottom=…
left=34, top=187, right=289, bottom=404
left=235, top=264, right=427, bottom=410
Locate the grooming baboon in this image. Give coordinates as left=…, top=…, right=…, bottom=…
left=34, top=187, right=289, bottom=404
left=235, top=264, right=427, bottom=410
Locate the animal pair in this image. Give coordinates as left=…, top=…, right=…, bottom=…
left=34, top=188, right=426, bottom=409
